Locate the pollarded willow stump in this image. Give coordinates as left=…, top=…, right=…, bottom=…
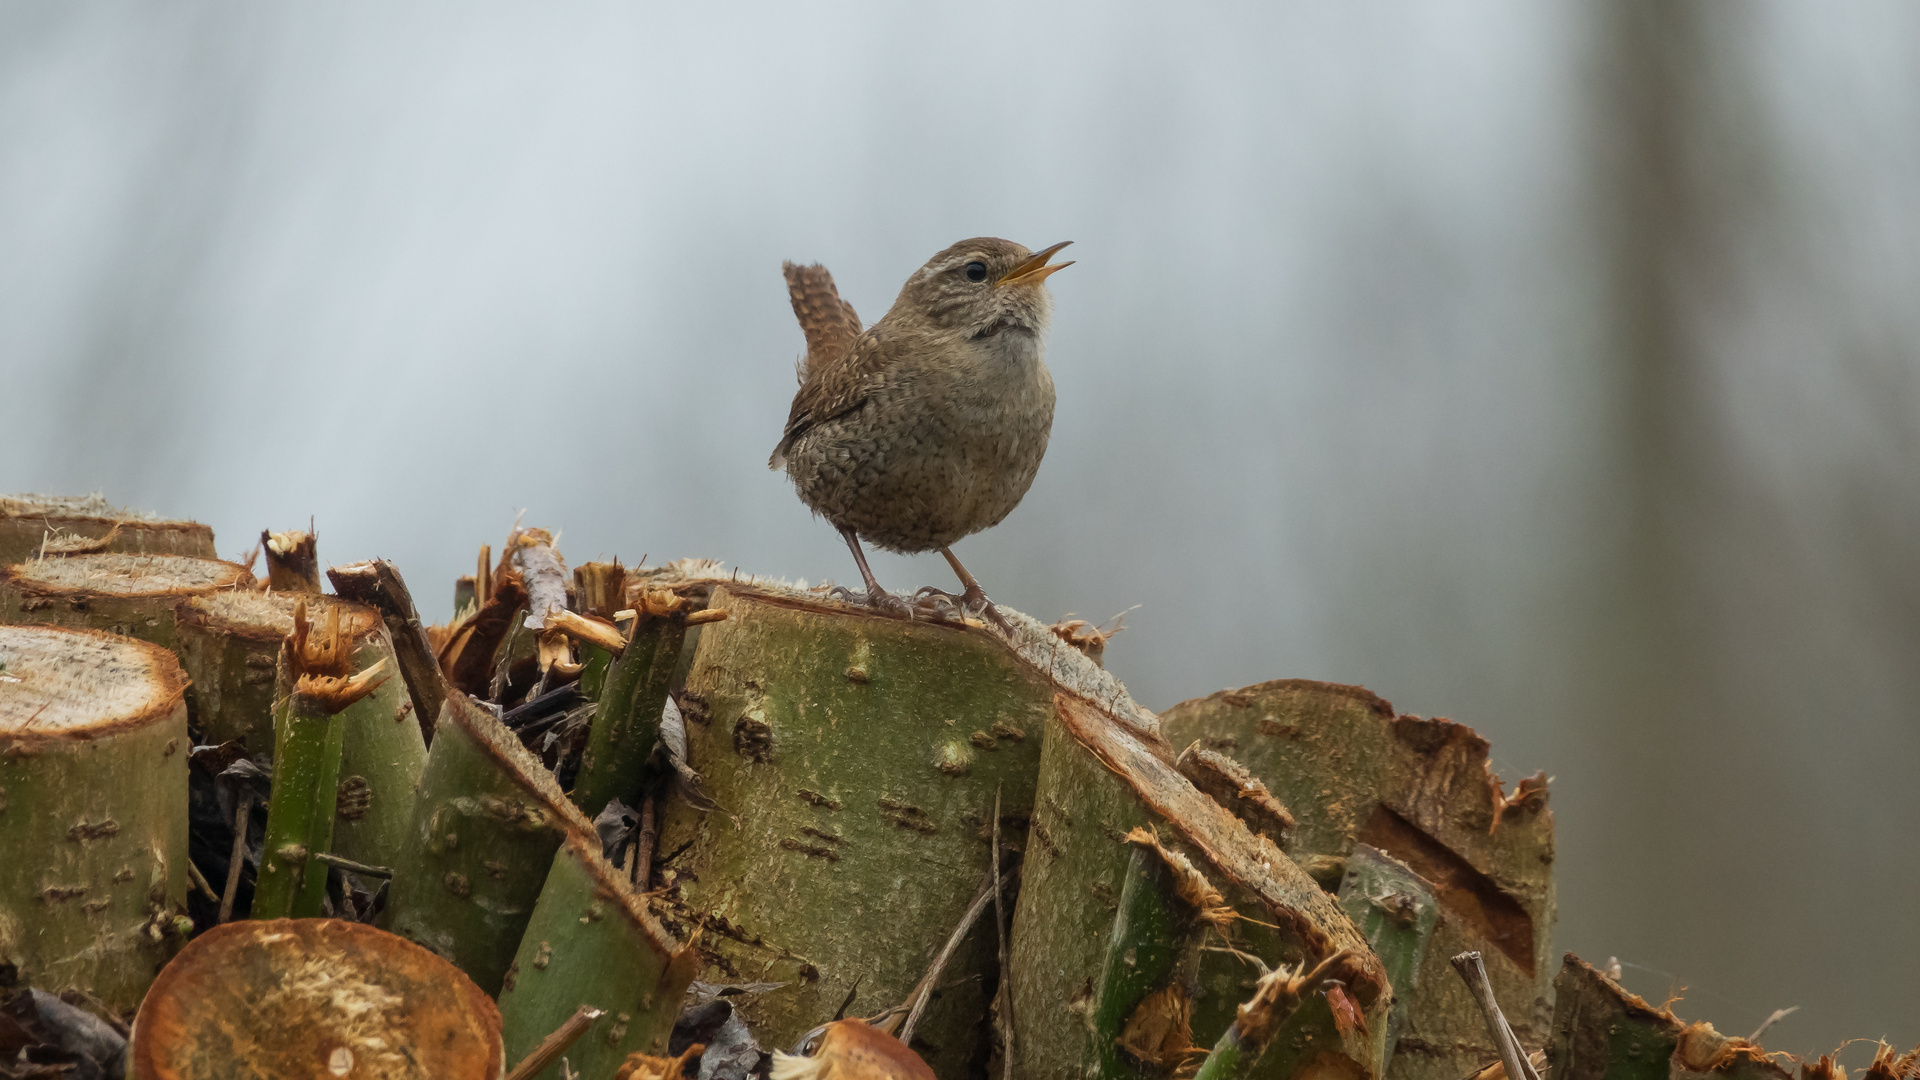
left=1160, top=681, right=1554, bottom=1080
left=0, top=494, right=215, bottom=567
left=130, top=918, right=504, bottom=1079
left=652, top=583, right=1055, bottom=1080
left=0, top=553, right=254, bottom=653
left=0, top=625, right=190, bottom=1013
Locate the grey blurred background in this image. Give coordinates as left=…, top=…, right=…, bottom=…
left=2, top=1, right=1915, bottom=1055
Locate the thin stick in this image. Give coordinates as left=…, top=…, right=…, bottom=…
left=218, top=791, right=252, bottom=923
left=992, top=786, right=1016, bottom=1080
left=898, top=868, right=1011, bottom=1046
left=1450, top=951, right=1539, bottom=1080
left=635, top=796, right=657, bottom=889
left=312, top=852, right=394, bottom=879
left=1748, top=1006, right=1799, bottom=1044
left=185, top=859, right=220, bottom=903
left=504, top=1004, right=605, bottom=1080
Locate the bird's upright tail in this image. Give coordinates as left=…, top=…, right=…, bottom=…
left=781, top=261, right=862, bottom=385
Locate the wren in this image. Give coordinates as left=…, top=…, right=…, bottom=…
left=771, top=238, right=1073, bottom=631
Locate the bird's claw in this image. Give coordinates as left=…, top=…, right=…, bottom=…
left=914, top=585, right=1012, bottom=634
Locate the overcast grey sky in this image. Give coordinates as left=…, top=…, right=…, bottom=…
left=3, top=2, right=1916, bottom=1054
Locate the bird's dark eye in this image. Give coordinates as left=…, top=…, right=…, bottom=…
left=964, top=261, right=988, bottom=282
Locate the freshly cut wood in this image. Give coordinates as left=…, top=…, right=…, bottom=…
left=0, top=553, right=254, bottom=653
left=0, top=493, right=215, bottom=567
left=380, top=690, right=597, bottom=995
left=175, top=590, right=422, bottom=870
left=259, top=528, right=321, bottom=593
left=0, top=625, right=190, bottom=1013
left=1008, top=691, right=1390, bottom=1079
left=497, top=832, right=698, bottom=1079
left=252, top=603, right=395, bottom=919
left=1546, top=953, right=1790, bottom=1080
left=652, top=582, right=1054, bottom=1079
left=1160, top=680, right=1554, bottom=1080
left=572, top=588, right=690, bottom=816
left=129, top=918, right=503, bottom=1079
left=327, top=558, right=448, bottom=745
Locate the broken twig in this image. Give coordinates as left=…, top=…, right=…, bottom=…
left=896, top=866, right=1017, bottom=1046
left=1450, top=951, right=1539, bottom=1080
left=504, top=1004, right=606, bottom=1080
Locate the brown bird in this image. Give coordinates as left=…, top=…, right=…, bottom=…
left=772, top=238, right=1072, bottom=630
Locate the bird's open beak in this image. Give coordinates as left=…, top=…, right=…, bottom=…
left=998, top=241, right=1075, bottom=286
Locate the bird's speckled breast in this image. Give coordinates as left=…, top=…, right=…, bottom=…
left=787, top=329, right=1055, bottom=553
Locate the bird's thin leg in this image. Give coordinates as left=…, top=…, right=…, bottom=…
left=836, top=528, right=913, bottom=618
left=938, top=547, right=1012, bottom=633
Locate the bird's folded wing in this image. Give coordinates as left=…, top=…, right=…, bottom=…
left=773, top=332, right=890, bottom=467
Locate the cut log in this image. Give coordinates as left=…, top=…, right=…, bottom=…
left=327, top=558, right=448, bottom=746
left=259, top=528, right=321, bottom=593
left=129, top=918, right=503, bottom=1079
left=252, top=602, right=394, bottom=919
left=0, top=553, right=254, bottom=653
left=1160, top=680, right=1553, bottom=1080
left=0, top=625, right=190, bottom=1013
left=652, top=582, right=1053, bottom=1079
left=0, top=493, right=215, bottom=567
left=496, top=831, right=698, bottom=1079
left=571, top=589, right=690, bottom=816
left=175, top=590, right=422, bottom=871
left=380, top=690, right=597, bottom=995
left=1009, top=692, right=1390, bottom=1080
left=1337, top=846, right=1440, bottom=1070
left=1546, top=953, right=1792, bottom=1080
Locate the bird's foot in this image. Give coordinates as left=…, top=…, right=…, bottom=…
left=829, top=583, right=920, bottom=620
left=914, top=585, right=1013, bottom=634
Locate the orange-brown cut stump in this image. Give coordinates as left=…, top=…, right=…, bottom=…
left=131, top=918, right=503, bottom=1080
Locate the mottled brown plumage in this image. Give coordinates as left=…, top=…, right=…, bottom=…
left=772, top=237, right=1072, bottom=628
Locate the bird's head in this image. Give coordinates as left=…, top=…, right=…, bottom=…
left=889, top=237, right=1073, bottom=339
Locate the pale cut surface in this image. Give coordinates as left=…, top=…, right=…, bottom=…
left=641, top=561, right=1159, bottom=737
left=0, top=492, right=151, bottom=520
left=0, top=625, right=183, bottom=734
left=186, top=590, right=379, bottom=640
left=9, top=553, right=251, bottom=596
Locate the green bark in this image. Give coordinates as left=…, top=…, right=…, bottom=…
left=0, top=625, right=191, bottom=1013
left=1089, top=844, right=1210, bottom=1079
left=327, top=558, right=449, bottom=747
left=1337, top=845, right=1440, bottom=1070
left=571, top=614, right=686, bottom=816
left=0, top=553, right=255, bottom=655
left=652, top=584, right=1050, bottom=1080
left=1010, top=689, right=1390, bottom=1080
left=1546, top=954, right=1678, bottom=1080
left=1161, top=680, right=1553, bottom=1080
left=329, top=638, right=426, bottom=872
left=252, top=683, right=348, bottom=919
left=496, top=832, right=695, bottom=1079
left=380, top=691, right=596, bottom=995
left=1193, top=1027, right=1259, bottom=1080
left=0, top=496, right=215, bottom=567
